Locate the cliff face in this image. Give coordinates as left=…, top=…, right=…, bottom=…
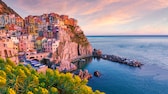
left=54, top=25, right=92, bottom=63
left=53, top=25, right=92, bottom=71
left=0, top=0, right=21, bottom=18
left=0, top=0, right=92, bottom=71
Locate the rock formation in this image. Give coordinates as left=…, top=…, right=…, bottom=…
left=101, top=54, right=143, bottom=67
left=53, top=25, right=92, bottom=71
left=56, top=60, right=77, bottom=71
left=74, top=69, right=92, bottom=80
left=94, top=71, right=101, bottom=77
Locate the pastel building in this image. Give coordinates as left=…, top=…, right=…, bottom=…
left=35, top=37, right=47, bottom=52
left=24, top=16, right=37, bottom=35
left=0, top=29, right=7, bottom=38
left=18, top=35, right=35, bottom=52
left=0, top=14, right=23, bottom=30
left=8, top=14, right=16, bottom=24
left=42, top=39, right=59, bottom=53
left=0, top=14, right=9, bottom=27
left=15, top=17, right=24, bottom=28
left=48, top=13, right=60, bottom=24
left=43, top=30, right=53, bottom=38
left=25, top=13, right=62, bottom=38
left=10, top=36, right=19, bottom=44
left=0, top=39, right=18, bottom=64
left=51, top=40, right=60, bottom=53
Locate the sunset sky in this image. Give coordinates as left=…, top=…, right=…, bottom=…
left=3, top=0, right=168, bottom=35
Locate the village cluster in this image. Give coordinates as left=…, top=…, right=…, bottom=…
left=0, top=13, right=78, bottom=72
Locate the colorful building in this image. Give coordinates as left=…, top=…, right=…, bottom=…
left=18, top=35, right=35, bottom=52
left=0, top=14, right=23, bottom=31
left=0, top=29, right=7, bottom=38
left=10, top=36, right=19, bottom=44
left=42, top=39, right=59, bottom=53
left=0, top=39, right=18, bottom=64
left=35, top=37, right=47, bottom=52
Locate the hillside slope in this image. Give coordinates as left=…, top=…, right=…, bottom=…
left=0, top=0, right=21, bottom=18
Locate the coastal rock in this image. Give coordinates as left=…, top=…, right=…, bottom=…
left=70, top=63, right=77, bottom=71
left=56, top=60, right=77, bottom=72
left=94, top=71, right=101, bottom=77
left=101, top=54, right=143, bottom=67
left=74, top=69, right=92, bottom=80
left=53, top=24, right=92, bottom=71
left=93, top=49, right=102, bottom=57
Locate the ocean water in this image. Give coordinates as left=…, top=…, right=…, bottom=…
left=83, top=36, right=168, bottom=94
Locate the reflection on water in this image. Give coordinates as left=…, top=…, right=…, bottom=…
left=74, top=57, right=103, bottom=69
left=73, top=57, right=93, bottom=69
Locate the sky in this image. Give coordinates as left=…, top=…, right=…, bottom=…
left=3, top=0, right=168, bottom=35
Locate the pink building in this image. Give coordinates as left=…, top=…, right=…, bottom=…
left=0, top=29, right=7, bottom=38
left=0, top=39, right=18, bottom=64
left=42, top=39, right=59, bottom=53
left=18, top=35, right=35, bottom=52
left=43, top=30, right=53, bottom=38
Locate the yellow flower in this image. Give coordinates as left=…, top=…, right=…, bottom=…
left=7, top=88, right=16, bottom=94
left=27, top=91, right=33, bottom=94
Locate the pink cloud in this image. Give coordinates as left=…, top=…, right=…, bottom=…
left=80, top=0, right=119, bottom=15
left=82, top=0, right=168, bottom=29
left=4, top=0, right=168, bottom=35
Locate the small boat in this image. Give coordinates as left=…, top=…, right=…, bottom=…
left=80, top=59, right=86, bottom=62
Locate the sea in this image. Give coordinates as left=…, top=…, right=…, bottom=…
left=82, top=36, right=168, bottom=94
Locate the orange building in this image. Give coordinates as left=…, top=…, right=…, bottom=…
left=15, top=17, right=24, bottom=28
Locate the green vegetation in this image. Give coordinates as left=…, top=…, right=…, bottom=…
left=0, top=58, right=104, bottom=94
left=68, top=25, right=89, bottom=46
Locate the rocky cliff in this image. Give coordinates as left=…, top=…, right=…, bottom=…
left=0, top=0, right=92, bottom=71
left=0, top=0, right=21, bottom=17
left=54, top=25, right=93, bottom=71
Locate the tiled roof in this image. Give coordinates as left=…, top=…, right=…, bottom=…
left=36, top=37, right=44, bottom=40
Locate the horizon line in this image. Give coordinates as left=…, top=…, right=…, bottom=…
left=86, top=35, right=168, bottom=37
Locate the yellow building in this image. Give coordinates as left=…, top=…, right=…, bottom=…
left=35, top=37, right=46, bottom=52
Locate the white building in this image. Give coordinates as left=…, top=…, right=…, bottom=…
left=11, top=36, right=19, bottom=44
left=52, top=40, right=60, bottom=53
left=42, top=39, right=60, bottom=53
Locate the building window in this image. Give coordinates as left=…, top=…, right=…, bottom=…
left=4, top=50, right=8, bottom=57
left=9, top=50, right=12, bottom=57
left=0, top=51, right=1, bottom=57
